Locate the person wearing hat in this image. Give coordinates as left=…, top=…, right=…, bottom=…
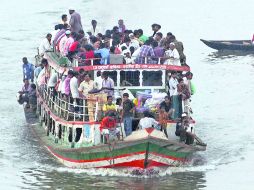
left=164, top=42, right=180, bottom=66
left=59, top=30, right=71, bottom=56
left=69, top=8, right=83, bottom=33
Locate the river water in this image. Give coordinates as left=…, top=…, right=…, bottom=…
left=0, top=0, right=254, bottom=189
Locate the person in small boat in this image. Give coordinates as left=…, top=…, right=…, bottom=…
left=138, top=111, right=158, bottom=129
left=69, top=8, right=83, bottom=33
left=103, top=95, right=117, bottom=116
left=39, top=33, right=52, bottom=56
left=100, top=111, right=120, bottom=143
left=101, top=72, right=114, bottom=96
left=22, top=57, right=34, bottom=83
left=151, top=23, right=161, bottom=37
left=122, top=93, right=135, bottom=136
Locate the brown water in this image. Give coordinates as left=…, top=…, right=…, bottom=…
left=0, top=0, right=254, bottom=189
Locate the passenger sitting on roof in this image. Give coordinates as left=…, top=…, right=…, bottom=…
left=151, top=23, right=161, bottom=37
left=138, top=111, right=159, bottom=130
left=100, top=111, right=120, bottom=144
left=103, top=95, right=117, bottom=116
left=164, top=42, right=180, bottom=66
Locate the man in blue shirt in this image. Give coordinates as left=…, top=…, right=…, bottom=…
left=22, top=57, right=34, bottom=83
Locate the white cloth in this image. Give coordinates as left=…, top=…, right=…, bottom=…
left=94, top=76, right=103, bottom=90
left=39, top=38, right=51, bottom=55
left=70, top=77, right=79, bottom=98
left=87, top=26, right=101, bottom=36
left=139, top=117, right=159, bottom=129
left=130, top=39, right=140, bottom=50
left=168, top=77, right=178, bottom=96
left=164, top=48, right=180, bottom=66
left=61, top=78, right=66, bottom=94
left=101, top=128, right=120, bottom=135
left=47, top=72, right=58, bottom=88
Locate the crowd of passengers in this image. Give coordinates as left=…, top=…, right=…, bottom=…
left=20, top=54, right=195, bottom=144
left=39, top=8, right=186, bottom=66
left=19, top=8, right=195, bottom=144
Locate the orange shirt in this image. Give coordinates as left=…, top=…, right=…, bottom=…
left=100, top=116, right=117, bottom=131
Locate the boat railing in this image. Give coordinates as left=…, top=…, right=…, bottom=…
left=71, top=55, right=173, bottom=67
left=38, top=86, right=101, bottom=122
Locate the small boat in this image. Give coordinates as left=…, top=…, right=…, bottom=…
left=200, top=39, right=254, bottom=51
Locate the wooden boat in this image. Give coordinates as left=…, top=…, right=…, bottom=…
left=20, top=47, right=206, bottom=169
left=200, top=39, right=254, bottom=51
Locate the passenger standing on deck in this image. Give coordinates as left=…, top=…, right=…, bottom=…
left=135, top=38, right=155, bottom=64
left=39, top=33, right=52, bottom=56
left=122, top=93, right=134, bottom=136
left=78, top=73, right=94, bottom=98
left=118, top=19, right=126, bottom=33
left=22, top=57, right=34, bottom=83
left=70, top=71, right=80, bottom=110
left=63, top=31, right=76, bottom=56
left=168, top=72, right=180, bottom=119
left=138, top=29, right=149, bottom=44
left=94, top=71, right=103, bottom=90
left=101, top=72, right=114, bottom=96
left=64, top=70, right=74, bottom=99
left=69, top=8, right=83, bottom=33
left=61, top=14, right=68, bottom=25
left=87, top=20, right=100, bottom=36
left=151, top=23, right=161, bottom=37
left=103, top=95, right=117, bottom=116
left=59, top=30, right=71, bottom=56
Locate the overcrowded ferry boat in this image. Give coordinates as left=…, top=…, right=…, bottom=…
left=18, top=10, right=206, bottom=169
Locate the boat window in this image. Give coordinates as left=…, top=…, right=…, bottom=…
left=142, top=71, right=163, bottom=86
left=107, top=71, right=117, bottom=86
left=120, top=71, right=140, bottom=86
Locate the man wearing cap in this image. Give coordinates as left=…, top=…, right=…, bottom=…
left=59, top=30, right=71, bottom=56
left=164, top=42, right=180, bottom=66
left=69, top=8, right=83, bottom=33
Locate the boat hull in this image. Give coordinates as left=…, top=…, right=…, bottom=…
left=200, top=39, right=254, bottom=51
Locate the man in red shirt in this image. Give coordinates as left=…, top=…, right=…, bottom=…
left=100, top=111, right=120, bottom=143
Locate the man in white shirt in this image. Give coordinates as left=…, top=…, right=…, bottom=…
left=164, top=42, right=180, bottom=66
left=87, top=20, right=101, bottom=36
left=94, top=71, right=103, bottom=90
left=39, top=33, right=52, bottom=56
left=168, top=71, right=178, bottom=97
left=138, top=111, right=159, bottom=129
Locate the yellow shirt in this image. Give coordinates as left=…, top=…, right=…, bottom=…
left=103, top=103, right=116, bottom=112
left=78, top=80, right=94, bottom=97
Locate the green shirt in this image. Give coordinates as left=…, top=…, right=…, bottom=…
left=139, top=35, right=149, bottom=43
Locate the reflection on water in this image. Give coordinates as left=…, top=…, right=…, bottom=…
left=208, top=50, right=254, bottom=59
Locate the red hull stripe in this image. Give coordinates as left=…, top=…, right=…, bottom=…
left=101, top=159, right=170, bottom=169
left=47, top=146, right=185, bottom=163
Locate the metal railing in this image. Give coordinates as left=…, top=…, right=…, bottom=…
left=38, top=86, right=100, bottom=122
